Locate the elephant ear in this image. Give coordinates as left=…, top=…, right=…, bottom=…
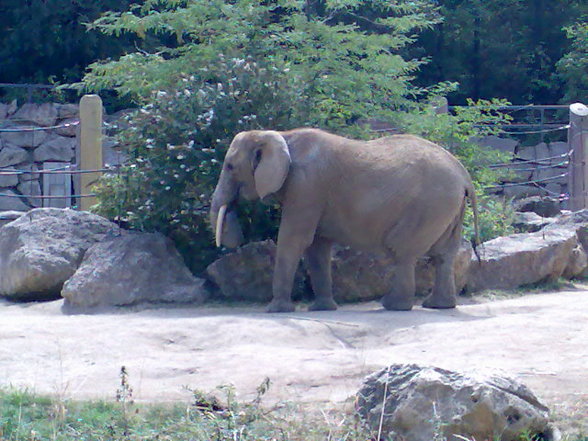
left=253, top=131, right=291, bottom=199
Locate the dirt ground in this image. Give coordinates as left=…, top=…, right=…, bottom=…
left=0, top=290, right=587, bottom=434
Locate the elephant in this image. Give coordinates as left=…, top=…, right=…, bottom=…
left=210, top=128, right=479, bottom=313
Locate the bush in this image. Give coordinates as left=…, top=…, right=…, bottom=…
left=93, top=56, right=304, bottom=272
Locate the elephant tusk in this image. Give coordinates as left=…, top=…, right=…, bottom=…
left=215, top=204, right=227, bottom=247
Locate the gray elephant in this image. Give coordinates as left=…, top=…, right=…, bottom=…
left=210, top=128, right=479, bottom=313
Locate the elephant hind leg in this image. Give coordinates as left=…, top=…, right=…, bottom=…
left=422, top=254, right=458, bottom=308
left=422, top=202, right=465, bottom=309
left=382, top=258, right=417, bottom=311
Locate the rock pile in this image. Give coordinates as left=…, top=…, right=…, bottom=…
left=206, top=200, right=588, bottom=303
left=0, top=208, right=208, bottom=309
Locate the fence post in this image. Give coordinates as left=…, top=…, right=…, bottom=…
left=568, top=103, right=588, bottom=211
left=78, top=94, right=103, bottom=211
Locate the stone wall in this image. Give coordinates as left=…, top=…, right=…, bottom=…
left=0, top=100, right=125, bottom=212
left=475, top=135, right=569, bottom=201
left=0, top=101, right=78, bottom=211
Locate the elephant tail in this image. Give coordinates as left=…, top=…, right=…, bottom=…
left=466, top=184, right=481, bottom=263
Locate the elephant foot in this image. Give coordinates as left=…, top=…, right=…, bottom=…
left=309, top=298, right=338, bottom=311
left=381, top=295, right=414, bottom=311
left=422, top=295, right=456, bottom=309
left=266, top=299, right=296, bottom=313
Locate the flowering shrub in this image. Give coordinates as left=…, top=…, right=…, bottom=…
left=93, top=56, right=307, bottom=272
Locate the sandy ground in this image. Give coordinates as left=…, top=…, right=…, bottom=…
left=1, top=291, right=587, bottom=431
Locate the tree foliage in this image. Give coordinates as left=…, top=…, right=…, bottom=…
left=413, top=0, right=588, bottom=104
left=0, top=0, right=135, bottom=86
left=557, top=18, right=588, bottom=103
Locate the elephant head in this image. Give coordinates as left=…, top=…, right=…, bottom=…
left=210, top=130, right=291, bottom=248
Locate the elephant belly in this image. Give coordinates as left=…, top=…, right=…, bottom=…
left=316, top=206, right=398, bottom=254
left=317, top=190, right=463, bottom=259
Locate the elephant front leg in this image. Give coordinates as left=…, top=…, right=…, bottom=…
left=266, top=216, right=317, bottom=313
left=305, top=237, right=337, bottom=311
left=422, top=255, right=457, bottom=309
left=382, top=259, right=416, bottom=311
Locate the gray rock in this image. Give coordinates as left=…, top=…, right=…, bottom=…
left=206, top=240, right=305, bottom=302
left=0, top=189, right=30, bottom=211
left=0, top=208, right=119, bottom=300
left=0, top=145, right=29, bottom=167
left=0, top=127, right=49, bottom=148
left=467, top=227, right=577, bottom=292
left=103, top=136, right=128, bottom=167
left=534, top=142, right=550, bottom=162
left=17, top=163, right=40, bottom=181
left=474, top=135, right=518, bottom=157
left=0, top=167, right=19, bottom=187
left=12, top=103, right=57, bottom=127
left=549, top=141, right=569, bottom=158
left=0, top=103, right=8, bottom=121
left=33, top=135, right=75, bottom=162
left=513, top=196, right=561, bottom=218
left=54, top=118, right=78, bottom=137
left=331, top=240, right=472, bottom=302
left=207, top=239, right=473, bottom=304
left=0, top=210, right=25, bottom=227
left=356, top=364, right=554, bottom=441
left=55, top=103, right=78, bottom=120
left=62, top=232, right=208, bottom=310
left=513, top=211, right=556, bottom=233
left=330, top=247, right=395, bottom=302
left=17, top=180, right=42, bottom=207
left=502, top=184, right=545, bottom=199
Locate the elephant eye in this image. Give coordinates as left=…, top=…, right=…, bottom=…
left=226, top=163, right=234, bottom=171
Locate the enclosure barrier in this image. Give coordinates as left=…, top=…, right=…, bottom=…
left=0, top=94, right=106, bottom=209
left=0, top=95, right=587, bottom=212
left=568, top=103, right=588, bottom=211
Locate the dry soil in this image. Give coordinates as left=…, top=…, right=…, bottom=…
left=0, top=291, right=587, bottom=432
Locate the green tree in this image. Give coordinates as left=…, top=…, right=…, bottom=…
left=0, top=0, right=136, bottom=101
left=412, top=0, right=588, bottom=104
left=557, top=18, right=588, bottom=103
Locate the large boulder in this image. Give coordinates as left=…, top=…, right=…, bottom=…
left=207, top=239, right=473, bottom=304
left=332, top=240, right=473, bottom=302
left=356, top=364, right=554, bottom=441
left=0, top=210, right=23, bottom=227
left=0, top=208, right=120, bottom=300
left=206, top=240, right=306, bottom=302
left=513, top=196, right=561, bottom=218
left=467, top=227, right=578, bottom=292
left=62, top=232, right=209, bottom=310
left=330, top=247, right=395, bottom=302
left=512, top=211, right=556, bottom=233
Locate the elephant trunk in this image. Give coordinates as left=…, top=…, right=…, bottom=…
left=210, top=171, right=244, bottom=248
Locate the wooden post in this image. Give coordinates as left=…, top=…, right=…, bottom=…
left=78, top=94, right=103, bottom=211
left=568, top=103, right=588, bottom=211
